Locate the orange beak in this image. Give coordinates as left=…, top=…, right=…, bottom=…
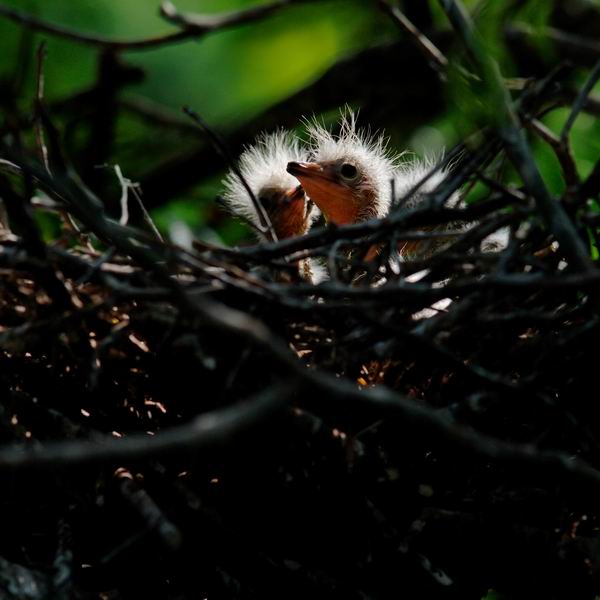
left=283, top=184, right=305, bottom=206
left=287, top=161, right=358, bottom=225
left=268, top=185, right=307, bottom=239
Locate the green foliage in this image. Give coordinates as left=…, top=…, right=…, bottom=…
left=0, top=0, right=376, bottom=123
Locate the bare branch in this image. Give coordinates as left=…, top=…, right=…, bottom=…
left=0, top=0, right=302, bottom=52
left=438, top=0, right=594, bottom=273
left=0, top=384, right=290, bottom=470
left=160, top=0, right=294, bottom=33
left=376, top=0, right=447, bottom=71
left=561, top=57, right=600, bottom=142
left=182, top=105, right=278, bottom=242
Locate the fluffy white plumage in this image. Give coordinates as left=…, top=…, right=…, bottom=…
left=305, top=109, right=399, bottom=219
left=395, top=158, right=509, bottom=256
left=221, top=129, right=327, bottom=283
left=393, top=156, right=461, bottom=210
left=221, top=130, right=313, bottom=233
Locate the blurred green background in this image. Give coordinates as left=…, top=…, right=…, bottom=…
left=0, top=0, right=376, bottom=124
left=0, top=0, right=599, bottom=247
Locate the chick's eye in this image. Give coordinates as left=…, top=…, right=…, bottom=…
left=340, top=163, right=358, bottom=179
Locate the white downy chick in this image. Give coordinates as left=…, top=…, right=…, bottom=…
left=221, top=130, right=325, bottom=282
left=222, top=130, right=317, bottom=240
left=286, top=109, right=398, bottom=226
left=287, top=108, right=507, bottom=258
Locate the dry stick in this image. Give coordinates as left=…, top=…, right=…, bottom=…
left=182, top=105, right=278, bottom=242
left=113, top=164, right=131, bottom=226
left=557, top=58, right=600, bottom=193
left=5, top=137, right=600, bottom=495
left=0, top=384, right=291, bottom=470
left=33, top=41, right=51, bottom=175
left=0, top=1, right=298, bottom=52
left=0, top=243, right=168, bottom=303
left=0, top=3, right=188, bottom=50
left=36, top=104, right=95, bottom=245
left=161, top=185, right=506, bottom=298
left=74, top=247, right=117, bottom=286
left=268, top=270, right=600, bottom=307
left=438, top=0, right=594, bottom=274
left=507, top=23, right=600, bottom=60
left=476, top=172, right=528, bottom=204
left=214, top=193, right=267, bottom=238
left=0, top=176, right=74, bottom=309
left=376, top=0, right=447, bottom=71
left=377, top=0, right=526, bottom=92
left=160, top=0, right=294, bottom=32
left=99, top=162, right=164, bottom=241
left=130, top=185, right=164, bottom=242
left=561, top=88, right=600, bottom=119
left=283, top=229, right=463, bottom=266
left=114, top=468, right=183, bottom=552
left=561, top=57, right=600, bottom=143
left=228, top=197, right=511, bottom=263
left=528, top=118, right=578, bottom=187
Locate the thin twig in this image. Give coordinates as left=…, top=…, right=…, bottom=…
left=160, top=0, right=292, bottom=33
left=561, top=58, right=600, bottom=143
left=113, top=164, right=130, bottom=226
left=0, top=384, right=290, bottom=470
left=376, top=0, right=448, bottom=71
left=130, top=185, right=164, bottom=242
left=438, top=0, right=594, bottom=274
left=0, top=3, right=188, bottom=51
left=33, top=41, right=51, bottom=175
left=182, top=105, right=278, bottom=242
left=528, top=118, right=578, bottom=186
left=0, top=1, right=301, bottom=52
left=115, top=468, right=183, bottom=551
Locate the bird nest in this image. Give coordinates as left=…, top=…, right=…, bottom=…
left=1, top=3, right=600, bottom=599
left=1, top=111, right=600, bottom=598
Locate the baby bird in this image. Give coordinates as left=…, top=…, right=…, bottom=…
left=222, top=130, right=325, bottom=283
left=286, top=110, right=396, bottom=226
left=287, top=110, right=506, bottom=260
left=222, top=130, right=315, bottom=241
left=286, top=111, right=454, bottom=267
